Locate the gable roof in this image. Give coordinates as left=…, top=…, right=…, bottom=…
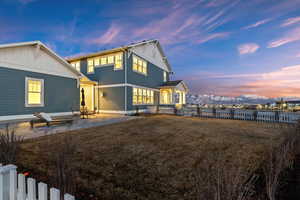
left=161, top=80, right=183, bottom=87
left=160, top=80, right=189, bottom=92
left=66, top=39, right=172, bottom=72
left=0, top=41, right=82, bottom=77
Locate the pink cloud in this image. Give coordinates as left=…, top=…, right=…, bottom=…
left=196, top=32, right=230, bottom=44
left=268, top=26, right=300, bottom=48
left=243, top=18, right=272, bottom=29
left=205, top=64, right=300, bottom=97
left=85, top=0, right=237, bottom=47
left=237, top=43, right=259, bottom=55
left=88, top=23, right=121, bottom=45
left=281, top=16, right=300, bottom=27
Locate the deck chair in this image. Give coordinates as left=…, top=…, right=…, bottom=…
left=30, top=112, right=74, bottom=128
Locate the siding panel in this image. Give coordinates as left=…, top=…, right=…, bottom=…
left=0, top=66, right=79, bottom=116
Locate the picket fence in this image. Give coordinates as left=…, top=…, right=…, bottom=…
left=153, top=106, right=300, bottom=124
left=0, top=164, right=75, bottom=200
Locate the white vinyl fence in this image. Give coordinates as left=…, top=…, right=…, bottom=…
left=151, top=106, right=300, bottom=124
left=191, top=108, right=300, bottom=124
left=0, top=164, right=75, bottom=200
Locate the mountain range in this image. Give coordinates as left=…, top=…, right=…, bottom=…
left=186, top=94, right=300, bottom=105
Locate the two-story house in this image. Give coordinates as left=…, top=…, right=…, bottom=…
left=67, top=40, right=188, bottom=114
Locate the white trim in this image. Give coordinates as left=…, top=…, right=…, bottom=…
left=0, top=41, right=81, bottom=77
left=96, top=83, right=160, bottom=91
left=25, top=77, right=45, bottom=107
left=0, top=112, right=79, bottom=124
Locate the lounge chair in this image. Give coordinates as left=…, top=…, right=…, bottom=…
left=30, top=112, right=74, bottom=128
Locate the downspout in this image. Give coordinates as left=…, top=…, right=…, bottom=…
left=124, top=49, right=128, bottom=114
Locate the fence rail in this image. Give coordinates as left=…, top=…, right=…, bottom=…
left=0, top=164, right=75, bottom=200
left=151, top=106, right=300, bottom=124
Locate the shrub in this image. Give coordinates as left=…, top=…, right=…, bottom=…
left=263, top=126, right=299, bottom=200
left=0, top=126, right=23, bottom=165
left=193, top=147, right=257, bottom=200
left=54, top=135, right=78, bottom=196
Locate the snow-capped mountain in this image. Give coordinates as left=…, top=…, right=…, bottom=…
left=186, top=94, right=300, bottom=105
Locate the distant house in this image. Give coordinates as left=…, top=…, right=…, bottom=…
left=0, top=41, right=81, bottom=123
left=67, top=40, right=188, bottom=114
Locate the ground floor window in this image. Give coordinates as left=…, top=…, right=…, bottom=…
left=25, top=77, right=44, bottom=107
left=133, top=87, right=154, bottom=105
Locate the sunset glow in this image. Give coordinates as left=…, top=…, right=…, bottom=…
left=1, top=0, right=300, bottom=98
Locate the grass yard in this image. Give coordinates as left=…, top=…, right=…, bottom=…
left=17, top=115, right=287, bottom=200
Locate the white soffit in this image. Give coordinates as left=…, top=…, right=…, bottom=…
left=0, top=42, right=80, bottom=79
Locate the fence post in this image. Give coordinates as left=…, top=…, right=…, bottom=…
left=64, top=194, right=75, bottom=200
left=38, top=183, right=47, bottom=200
left=17, top=174, right=26, bottom=200
left=0, top=165, right=17, bottom=200
left=27, top=178, right=36, bottom=200
left=253, top=111, right=258, bottom=121
left=50, top=188, right=60, bottom=200
left=9, top=167, right=17, bottom=200
left=230, top=109, right=234, bottom=119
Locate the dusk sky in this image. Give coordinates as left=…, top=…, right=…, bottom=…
left=1, top=0, right=300, bottom=97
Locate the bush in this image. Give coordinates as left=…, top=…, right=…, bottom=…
left=192, top=147, right=257, bottom=200
left=54, top=135, right=78, bottom=196
left=263, top=126, right=299, bottom=200
left=0, top=126, right=23, bottom=165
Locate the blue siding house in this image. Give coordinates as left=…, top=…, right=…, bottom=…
left=67, top=40, right=188, bottom=114
left=0, top=41, right=81, bottom=123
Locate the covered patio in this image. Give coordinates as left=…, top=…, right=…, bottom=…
left=159, top=80, right=189, bottom=108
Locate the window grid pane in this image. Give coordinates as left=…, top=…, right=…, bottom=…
left=132, top=56, right=147, bottom=75
left=132, top=87, right=154, bottom=105
left=27, top=80, right=42, bottom=105
left=108, top=56, right=114, bottom=64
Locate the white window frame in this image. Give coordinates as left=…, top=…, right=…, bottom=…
left=114, top=53, right=123, bottom=71
left=132, top=87, right=154, bottom=105
left=89, top=52, right=124, bottom=71
left=132, top=55, right=147, bottom=76
left=25, top=77, right=45, bottom=107
left=70, top=61, right=81, bottom=72
left=87, top=59, right=95, bottom=74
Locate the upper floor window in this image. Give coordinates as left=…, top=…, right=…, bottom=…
left=114, top=53, right=123, bottom=70
left=70, top=61, right=80, bottom=71
left=88, top=52, right=123, bottom=70
left=132, top=55, right=147, bottom=75
left=87, top=59, right=94, bottom=73
left=163, top=71, right=167, bottom=82
left=25, top=77, right=44, bottom=107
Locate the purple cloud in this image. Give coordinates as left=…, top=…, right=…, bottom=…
left=238, top=43, right=260, bottom=55
left=242, top=18, right=272, bottom=29
left=268, top=26, right=300, bottom=48
left=281, top=16, right=300, bottom=27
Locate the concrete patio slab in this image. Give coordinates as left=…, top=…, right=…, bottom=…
left=0, top=114, right=139, bottom=140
